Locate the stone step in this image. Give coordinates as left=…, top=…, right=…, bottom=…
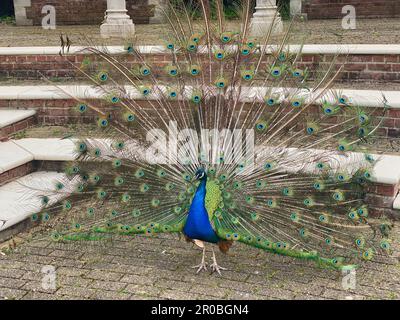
left=0, top=109, right=37, bottom=140
left=0, top=138, right=76, bottom=185
left=0, top=140, right=34, bottom=175
left=0, top=109, right=36, bottom=128
left=0, top=85, right=398, bottom=108
left=0, top=171, right=73, bottom=233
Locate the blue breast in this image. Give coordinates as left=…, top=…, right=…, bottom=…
left=183, top=179, right=219, bottom=244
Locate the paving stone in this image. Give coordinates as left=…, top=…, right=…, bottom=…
left=55, top=286, right=96, bottom=299
left=90, top=290, right=132, bottom=300
left=49, top=249, right=85, bottom=259
left=89, top=280, right=127, bottom=292
left=0, top=288, right=28, bottom=300
left=85, top=269, right=124, bottom=282
left=21, top=281, right=58, bottom=294
left=19, top=246, right=54, bottom=256
left=124, top=284, right=163, bottom=297
left=56, top=267, right=90, bottom=277
left=159, top=289, right=203, bottom=300
left=129, top=294, right=166, bottom=300
left=154, top=279, right=192, bottom=292
left=21, top=291, right=60, bottom=300
left=57, top=276, right=93, bottom=288
left=0, top=222, right=399, bottom=300
left=189, top=284, right=230, bottom=299
left=0, top=277, right=27, bottom=289
left=0, top=267, right=26, bottom=279
left=120, top=273, right=155, bottom=285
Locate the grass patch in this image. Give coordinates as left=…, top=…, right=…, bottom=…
left=0, top=15, right=15, bottom=25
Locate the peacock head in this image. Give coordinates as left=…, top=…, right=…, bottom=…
left=194, top=168, right=207, bottom=181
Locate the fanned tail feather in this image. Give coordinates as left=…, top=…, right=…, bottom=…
left=24, top=0, right=393, bottom=270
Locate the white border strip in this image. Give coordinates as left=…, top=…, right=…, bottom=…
left=1, top=44, right=400, bottom=55
left=0, top=85, right=398, bottom=108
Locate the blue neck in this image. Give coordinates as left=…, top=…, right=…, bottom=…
left=190, top=178, right=207, bottom=213
left=184, top=176, right=219, bottom=243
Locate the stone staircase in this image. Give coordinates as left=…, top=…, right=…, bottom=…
left=0, top=44, right=400, bottom=241
left=0, top=136, right=77, bottom=240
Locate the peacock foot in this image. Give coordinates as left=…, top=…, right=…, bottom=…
left=192, top=246, right=208, bottom=273
left=210, top=248, right=227, bottom=275
left=192, top=261, right=208, bottom=273
left=210, top=261, right=227, bottom=275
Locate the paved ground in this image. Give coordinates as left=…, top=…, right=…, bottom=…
left=0, top=18, right=399, bottom=47
left=1, top=221, right=399, bottom=300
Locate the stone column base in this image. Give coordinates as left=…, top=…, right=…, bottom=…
left=250, top=3, right=283, bottom=37
left=100, top=22, right=135, bottom=38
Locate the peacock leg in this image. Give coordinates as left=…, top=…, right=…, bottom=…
left=210, top=247, right=227, bottom=275
left=192, top=246, right=208, bottom=273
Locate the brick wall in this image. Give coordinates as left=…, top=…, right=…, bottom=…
left=0, top=116, right=37, bottom=141
left=0, top=52, right=399, bottom=83
left=24, top=0, right=154, bottom=25
left=302, top=0, right=400, bottom=19
left=0, top=95, right=399, bottom=139
left=0, top=162, right=36, bottom=186
left=366, top=182, right=400, bottom=219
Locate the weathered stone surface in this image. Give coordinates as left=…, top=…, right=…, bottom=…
left=1, top=225, right=400, bottom=300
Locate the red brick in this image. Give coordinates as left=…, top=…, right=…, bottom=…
left=388, top=109, right=400, bottom=118
left=392, top=64, right=400, bottom=72
left=349, top=55, right=374, bottom=63
left=345, top=63, right=366, bottom=71
left=368, top=63, right=393, bottom=71
left=372, top=56, right=385, bottom=63
left=385, top=55, right=399, bottom=63
left=365, top=194, right=396, bottom=208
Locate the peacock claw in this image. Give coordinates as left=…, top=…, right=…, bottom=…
left=210, top=247, right=227, bottom=275
left=210, top=262, right=227, bottom=275
left=192, top=261, right=208, bottom=273
left=192, top=246, right=208, bottom=274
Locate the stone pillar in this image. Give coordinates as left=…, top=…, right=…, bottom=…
left=13, top=0, right=33, bottom=26
left=100, top=0, right=135, bottom=38
left=250, top=0, right=283, bottom=37
left=290, top=0, right=302, bottom=16
left=148, top=0, right=167, bottom=24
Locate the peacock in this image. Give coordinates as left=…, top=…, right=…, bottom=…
left=29, top=0, right=393, bottom=275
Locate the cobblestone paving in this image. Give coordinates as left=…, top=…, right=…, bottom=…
left=0, top=18, right=399, bottom=47
left=1, top=223, right=399, bottom=300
